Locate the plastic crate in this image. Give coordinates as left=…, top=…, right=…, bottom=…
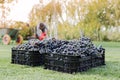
left=44, top=53, right=91, bottom=73
left=11, top=49, right=44, bottom=66
left=91, top=53, right=105, bottom=67
left=78, top=57, right=91, bottom=72
left=44, top=64, right=78, bottom=73
left=45, top=53, right=80, bottom=62
left=11, top=48, right=18, bottom=63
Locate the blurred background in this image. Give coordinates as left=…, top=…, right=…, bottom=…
left=0, top=0, right=120, bottom=41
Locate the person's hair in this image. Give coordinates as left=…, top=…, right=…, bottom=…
left=39, top=23, right=45, bottom=28
left=39, top=23, right=47, bottom=32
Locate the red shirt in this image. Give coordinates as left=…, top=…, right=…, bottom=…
left=39, top=32, right=46, bottom=40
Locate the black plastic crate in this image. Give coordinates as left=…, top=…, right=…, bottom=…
left=45, top=60, right=80, bottom=68
left=91, top=53, right=105, bottom=67
left=44, top=53, right=91, bottom=73
left=11, top=48, right=18, bottom=63
left=11, top=49, right=44, bottom=66
left=26, top=51, right=44, bottom=60
left=44, top=64, right=78, bottom=73
left=45, top=53, right=81, bottom=62
left=24, top=61, right=43, bottom=66
left=79, top=57, right=91, bottom=71
left=11, top=59, right=15, bottom=63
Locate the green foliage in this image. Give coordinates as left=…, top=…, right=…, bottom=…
left=29, top=1, right=61, bottom=27
left=58, top=22, right=80, bottom=40
left=10, top=21, right=30, bottom=39
left=77, top=0, right=120, bottom=41
left=28, top=0, right=120, bottom=41
left=101, top=27, right=120, bottom=42
left=95, top=0, right=120, bottom=27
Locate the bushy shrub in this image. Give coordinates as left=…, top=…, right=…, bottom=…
left=102, top=28, right=120, bottom=42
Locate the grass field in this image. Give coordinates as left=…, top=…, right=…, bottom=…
left=0, top=41, right=120, bottom=80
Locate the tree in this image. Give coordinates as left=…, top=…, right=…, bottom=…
left=29, top=0, right=62, bottom=38
left=29, top=0, right=61, bottom=26
left=57, top=0, right=88, bottom=39
left=79, top=0, right=120, bottom=40
left=29, top=0, right=120, bottom=40
left=0, top=0, right=17, bottom=28
left=79, top=0, right=108, bottom=40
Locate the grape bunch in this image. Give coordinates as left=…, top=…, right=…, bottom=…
left=12, top=39, right=40, bottom=51
left=12, top=37, right=105, bottom=57
left=37, top=37, right=105, bottom=57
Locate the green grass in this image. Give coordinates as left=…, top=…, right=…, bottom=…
left=0, top=42, right=120, bottom=80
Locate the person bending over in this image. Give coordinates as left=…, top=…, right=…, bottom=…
left=36, top=22, right=48, bottom=40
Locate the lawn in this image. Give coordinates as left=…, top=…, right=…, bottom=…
left=0, top=41, right=120, bottom=80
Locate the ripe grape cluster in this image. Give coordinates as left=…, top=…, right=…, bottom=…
left=12, top=39, right=40, bottom=51
left=43, top=37, right=105, bottom=57
left=13, top=37, right=105, bottom=57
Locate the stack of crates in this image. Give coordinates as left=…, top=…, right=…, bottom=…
left=44, top=53, right=105, bottom=73
left=79, top=56, right=91, bottom=72
left=11, top=48, right=105, bottom=73
left=44, top=53, right=91, bottom=73
left=11, top=48, right=44, bottom=66
left=91, top=53, right=105, bottom=67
